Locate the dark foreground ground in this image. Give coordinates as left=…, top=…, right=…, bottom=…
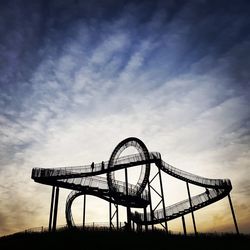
left=1, top=228, right=249, bottom=250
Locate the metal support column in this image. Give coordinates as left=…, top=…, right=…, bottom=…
left=182, top=215, right=187, bottom=236
left=109, top=201, right=119, bottom=230
left=147, top=182, right=154, bottom=230
left=158, top=168, right=168, bottom=233
left=48, top=186, right=55, bottom=232
left=116, top=204, right=119, bottom=229
left=52, top=186, right=59, bottom=232
left=186, top=182, right=197, bottom=235
left=109, top=201, right=112, bottom=230
left=228, top=194, right=239, bottom=235
left=125, top=167, right=131, bottom=230
left=83, top=194, right=86, bottom=230
left=144, top=207, right=148, bottom=232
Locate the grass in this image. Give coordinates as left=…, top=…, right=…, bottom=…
left=1, top=227, right=249, bottom=250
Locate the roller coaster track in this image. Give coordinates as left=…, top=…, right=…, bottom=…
left=133, top=153, right=231, bottom=225
left=31, top=137, right=236, bottom=232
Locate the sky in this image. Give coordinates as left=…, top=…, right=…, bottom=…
left=0, top=0, right=250, bottom=236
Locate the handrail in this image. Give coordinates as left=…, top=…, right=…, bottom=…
left=31, top=151, right=232, bottom=226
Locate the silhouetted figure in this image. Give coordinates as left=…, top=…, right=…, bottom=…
left=205, top=188, right=210, bottom=198
left=91, top=162, right=94, bottom=172
left=101, top=161, right=105, bottom=171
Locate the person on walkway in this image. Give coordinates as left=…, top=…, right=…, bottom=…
left=101, top=161, right=105, bottom=171
left=205, top=188, right=210, bottom=198
left=91, top=162, right=94, bottom=172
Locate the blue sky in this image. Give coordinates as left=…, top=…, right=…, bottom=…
left=0, top=0, right=250, bottom=235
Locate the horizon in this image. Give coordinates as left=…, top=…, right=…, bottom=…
left=0, top=0, right=250, bottom=236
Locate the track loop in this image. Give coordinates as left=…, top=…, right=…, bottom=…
left=107, top=137, right=150, bottom=196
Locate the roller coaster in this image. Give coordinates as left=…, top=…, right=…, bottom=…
left=31, top=137, right=239, bottom=234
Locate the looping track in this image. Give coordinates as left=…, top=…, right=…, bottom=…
left=31, top=137, right=232, bottom=228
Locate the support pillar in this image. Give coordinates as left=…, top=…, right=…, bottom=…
left=48, top=186, right=55, bottom=232
left=83, top=194, right=86, bottom=230
left=109, top=201, right=119, bottom=230
left=186, top=182, right=197, bottom=235
left=52, top=186, right=59, bottom=232
left=182, top=215, right=187, bottom=236
left=147, top=182, right=154, bottom=230
left=125, top=167, right=131, bottom=231
left=109, top=201, right=112, bottom=230
left=144, top=207, right=148, bottom=232
left=228, top=194, right=239, bottom=235
left=116, top=204, right=119, bottom=229
left=158, top=168, right=168, bottom=233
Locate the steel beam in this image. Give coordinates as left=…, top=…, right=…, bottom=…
left=158, top=168, right=168, bottom=232
left=144, top=207, right=148, bottom=232
left=147, top=181, right=154, bottom=230
left=182, top=215, right=187, bottom=236
left=116, top=204, right=119, bottom=229
left=83, top=194, right=86, bottom=230
left=125, top=167, right=131, bottom=230
left=52, top=186, right=59, bottom=232
left=48, top=186, right=55, bottom=232
left=228, top=194, right=239, bottom=234
left=109, top=201, right=112, bottom=230
left=186, top=182, right=197, bottom=235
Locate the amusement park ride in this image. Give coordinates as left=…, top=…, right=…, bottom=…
left=31, top=137, right=239, bottom=235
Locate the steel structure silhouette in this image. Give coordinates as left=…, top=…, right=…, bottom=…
left=31, top=137, right=239, bottom=234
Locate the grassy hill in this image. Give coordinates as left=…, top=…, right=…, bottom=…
left=1, top=228, right=249, bottom=250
